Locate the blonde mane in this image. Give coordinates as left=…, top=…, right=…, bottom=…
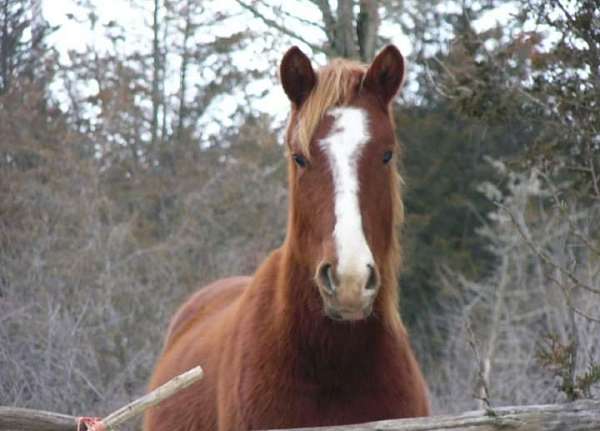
left=296, top=58, right=367, bottom=155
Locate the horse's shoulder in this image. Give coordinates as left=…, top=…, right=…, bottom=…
left=165, top=276, right=251, bottom=348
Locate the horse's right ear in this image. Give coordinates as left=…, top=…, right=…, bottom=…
left=362, top=45, right=405, bottom=106
left=280, top=46, right=316, bottom=108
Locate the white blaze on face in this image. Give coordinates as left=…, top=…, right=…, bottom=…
left=320, top=107, right=374, bottom=281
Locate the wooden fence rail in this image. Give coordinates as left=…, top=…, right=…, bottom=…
left=1, top=365, right=598, bottom=431
left=0, top=366, right=204, bottom=431
left=3, top=400, right=599, bottom=431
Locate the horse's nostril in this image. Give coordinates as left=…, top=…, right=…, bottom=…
left=365, top=264, right=378, bottom=290
left=318, top=263, right=336, bottom=295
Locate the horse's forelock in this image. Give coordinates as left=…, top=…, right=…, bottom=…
left=294, top=59, right=366, bottom=156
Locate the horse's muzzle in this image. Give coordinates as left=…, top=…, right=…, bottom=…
left=316, top=261, right=380, bottom=321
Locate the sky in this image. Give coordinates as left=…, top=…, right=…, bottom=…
left=42, top=0, right=521, bottom=143
left=43, top=0, right=322, bottom=137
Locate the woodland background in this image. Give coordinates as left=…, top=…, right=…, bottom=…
left=1, top=0, right=599, bottom=419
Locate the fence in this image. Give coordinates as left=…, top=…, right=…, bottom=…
left=1, top=367, right=599, bottom=431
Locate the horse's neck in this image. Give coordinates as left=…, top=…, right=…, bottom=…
left=254, top=247, right=398, bottom=385
left=288, top=304, right=387, bottom=385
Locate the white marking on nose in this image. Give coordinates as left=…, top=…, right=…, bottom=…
left=320, top=107, right=374, bottom=281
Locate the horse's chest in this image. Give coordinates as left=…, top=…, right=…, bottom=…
left=242, top=372, right=401, bottom=429
left=299, top=384, right=400, bottom=425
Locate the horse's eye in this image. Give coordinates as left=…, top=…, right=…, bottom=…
left=383, top=151, right=393, bottom=164
left=293, top=154, right=307, bottom=168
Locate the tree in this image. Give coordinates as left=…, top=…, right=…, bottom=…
left=432, top=163, right=599, bottom=412
left=235, top=0, right=381, bottom=61
left=426, top=0, right=600, bottom=409
left=150, top=0, right=163, bottom=158
left=0, top=0, right=51, bottom=95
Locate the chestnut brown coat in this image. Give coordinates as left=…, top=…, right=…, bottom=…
left=143, top=45, right=429, bottom=431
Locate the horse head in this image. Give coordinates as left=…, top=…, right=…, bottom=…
left=280, top=45, right=405, bottom=322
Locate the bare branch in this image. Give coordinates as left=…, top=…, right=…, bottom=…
left=310, top=0, right=336, bottom=48
left=271, top=3, right=327, bottom=33
left=234, top=0, right=329, bottom=55
left=100, top=366, right=203, bottom=430
left=499, top=203, right=600, bottom=296
left=586, top=140, right=600, bottom=200
left=572, top=307, right=600, bottom=323
left=537, top=170, right=600, bottom=258
left=465, top=321, right=494, bottom=413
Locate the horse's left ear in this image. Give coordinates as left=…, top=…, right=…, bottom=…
left=362, top=45, right=405, bottom=106
left=280, top=46, right=317, bottom=108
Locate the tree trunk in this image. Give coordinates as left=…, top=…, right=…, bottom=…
left=335, top=0, right=358, bottom=59
left=176, top=0, right=192, bottom=140
left=150, top=0, right=161, bottom=160
left=1, top=0, right=10, bottom=94
left=357, top=0, right=379, bottom=61
left=30, top=0, right=43, bottom=56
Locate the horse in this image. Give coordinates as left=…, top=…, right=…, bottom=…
left=143, top=45, right=430, bottom=431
